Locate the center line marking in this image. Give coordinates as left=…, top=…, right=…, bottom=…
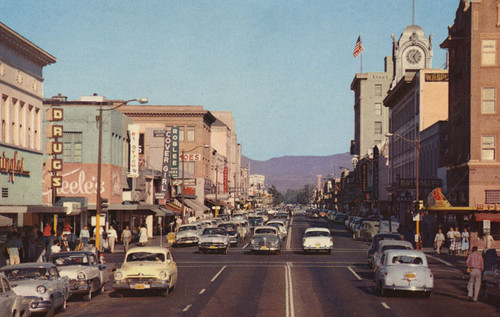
left=381, top=302, right=390, bottom=309
left=183, top=304, right=192, bottom=312
left=210, top=266, right=227, bottom=282
left=199, top=289, right=206, bottom=295
left=347, top=266, right=362, bottom=280
left=242, top=242, right=249, bottom=249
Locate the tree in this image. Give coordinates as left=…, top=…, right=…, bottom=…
left=268, top=185, right=284, bottom=205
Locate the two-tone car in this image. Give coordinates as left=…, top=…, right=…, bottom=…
left=248, top=226, right=282, bottom=255
left=218, top=222, right=241, bottom=245
left=113, top=247, right=178, bottom=297
left=367, top=232, right=402, bottom=268
left=0, top=263, right=69, bottom=315
left=174, top=223, right=202, bottom=247
left=302, top=227, right=333, bottom=254
left=374, top=250, right=433, bottom=298
left=49, top=251, right=108, bottom=301
left=0, top=272, right=31, bottom=317
left=198, top=227, right=230, bottom=254
left=265, top=220, right=287, bottom=240
left=372, top=240, right=414, bottom=271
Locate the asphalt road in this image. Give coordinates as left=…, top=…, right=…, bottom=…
left=57, top=215, right=500, bottom=317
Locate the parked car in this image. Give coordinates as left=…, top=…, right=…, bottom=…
left=359, top=221, right=380, bottom=242
left=372, top=240, right=414, bottom=271
left=249, top=226, right=282, bottom=255
left=352, top=222, right=363, bottom=240
left=302, top=227, right=333, bottom=254
left=266, top=220, right=288, bottom=240
left=49, top=251, right=108, bottom=301
left=113, top=247, right=178, bottom=297
left=367, top=233, right=402, bottom=268
left=218, top=222, right=241, bottom=245
left=174, top=224, right=202, bottom=247
left=374, top=250, right=433, bottom=298
left=198, top=227, right=230, bottom=254
left=334, top=213, right=348, bottom=224
left=0, top=272, right=31, bottom=317
left=0, top=263, right=69, bottom=315
left=378, top=220, right=400, bottom=233
left=248, top=217, right=264, bottom=233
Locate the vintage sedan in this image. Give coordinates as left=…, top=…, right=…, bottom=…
left=302, top=227, right=333, bottom=254
left=0, top=263, right=69, bottom=315
left=374, top=250, right=433, bottom=298
left=367, top=232, right=402, bottom=268
left=113, top=247, right=178, bottom=296
left=372, top=240, right=414, bottom=271
left=249, top=226, right=282, bottom=255
left=265, top=220, right=287, bottom=240
left=0, top=272, right=31, bottom=317
left=174, top=224, right=202, bottom=247
left=49, top=251, right=108, bottom=301
left=218, top=222, right=241, bottom=245
left=198, top=227, right=230, bottom=254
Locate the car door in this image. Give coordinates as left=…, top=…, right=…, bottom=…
left=166, top=251, right=178, bottom=285
left=0, top=276, right=16, bottom=315
left=49, top=266, right=65, bottom=306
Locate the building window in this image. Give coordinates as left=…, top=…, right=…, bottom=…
left=485, top=190, right=500, bottom=204
left=481, top=136, right=496, bottom=160
left=187, top=126, right=195, bottom=142
left=481, top=87, right=496, bottom=114
left=374, top=121, right=382, bottom=134
left=374, top=103, right=382, bottom=115
left=179, top=126, right=184, bottom=141
left=181, top=161, right=195, bottom=175
left=481, top=40, right=496, bottom=66
left=375, top=84, right=382, bottom=96
left=62, top=132, right=83, bottom=163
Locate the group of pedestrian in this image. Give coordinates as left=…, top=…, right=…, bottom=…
left=433, top=227, right=469, bottom=256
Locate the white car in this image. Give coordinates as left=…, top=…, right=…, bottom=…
left=372, top=240, right=414, bottom=271
left=374, top=250, right=433, bottom=298
left=174, top=224, right=202, bottom=246
left=302, top=227, right=333, bottom=254
left=249, top=226, right=282, bottom=254
left=50, top=251, right=109, bottom=301
left=113, top=247, right=178, bottom=296
left=1, top=263, right=69, bottom=315
left=0, top=272, right=31, bottom=317
left=198, top=227, right=230, bottom=254
left=266, top=220, right=287, bottom=240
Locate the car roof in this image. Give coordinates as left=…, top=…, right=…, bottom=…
left=51, top=251, right=94, bottom=257
left=126, top=246, right=169, bottom=254
left=254, top=226, right=277, bottom=231
left=384, top=249, right=425, bottom=257
left=1, top=262, right=56, bottom=270
left=377, top=240, right=413, bottom=249
left=304, top=227, right=330, bottom=233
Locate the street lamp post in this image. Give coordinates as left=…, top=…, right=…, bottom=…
left=95, top=98, right=148, bottom=251
left=181, top=144, right=209, bottom=223
left=385, top=132, right=420, bottom=249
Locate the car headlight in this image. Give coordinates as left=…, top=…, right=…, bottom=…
left=159, top=271, right=168, bottom=280
left=36, top=285, right=47, bottom=294
left=77, top=272, right=86, bottom=280
left=114, top=271, right=123, bottom=280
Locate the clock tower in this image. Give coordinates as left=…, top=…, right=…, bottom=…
left=390, top=24, right=432, bottom=88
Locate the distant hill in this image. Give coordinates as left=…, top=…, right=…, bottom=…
left=242, top=153, right=353, bottom=193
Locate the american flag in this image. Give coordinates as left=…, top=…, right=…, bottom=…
left=353, top=36, right=364, bottom=58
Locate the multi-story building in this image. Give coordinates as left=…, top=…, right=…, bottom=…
left=0, top=22, right=58, bottom=231
left=441, top=0, right=500, bottom=237
left=351, top=57, right=393, bottom=157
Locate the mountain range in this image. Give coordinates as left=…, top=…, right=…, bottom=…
left=242, top=153, right=353, bottom=193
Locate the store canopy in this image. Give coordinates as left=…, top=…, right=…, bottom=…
left=0, top=205, right=66, bottom=214
left=164, top=203, right=182, bottom=215
left=475, top=213, right=500, bottom=222
left=205, top=199, right=229, bottom=207
left=426, top=206, right=476, bottom=214
left=185, top=199, right=209, bottom=212
left=152, top=207, right=174, bottom=217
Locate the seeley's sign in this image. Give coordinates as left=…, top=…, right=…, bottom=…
left=0, top=151, right=30, bottom=182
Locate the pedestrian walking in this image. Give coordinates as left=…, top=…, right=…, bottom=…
left=6, top=233, right=23, bottom=265
left=434, top=229, right=445, bottom=254
left=121, top=225, right=132, bottom=252
left=446, top=227, right=455, bottom=255
left=454, top=227, right=462, bottom=256
left=139, top=225, right=148, bottom=247
left=461, top=228, right=469, bottom=257
left=79, top=225, right=90, bottom=246
left=107, top=225, right=118, bottom=253
left=466, top=246, right=484, bottom=302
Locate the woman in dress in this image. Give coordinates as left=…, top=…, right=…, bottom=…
left=461, top=227, right=469, bottom=256
left=139, top=225, right=148, bottom=247
left=453, top=227, right=461, bottom=256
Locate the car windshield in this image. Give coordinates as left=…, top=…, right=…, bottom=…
left=1, top=267, right=50, bottom=280
left=126, top=252, right=165, bottom=262
left=249, top=219, right=263, bottom=226
left=255, top=228, right=276, bottom=235
left=304, top=231, right=330, bottom=238
left=267, top=223, right=282, bottom=228
left=219, top=224, right=236, bottom=232
left=391, top=255, right=423, bottom=265
left=51, top=254, right=89, bottom=266
left=203, top=228, right=226, bottom=235
left=178, top=226, right=197, bottom=232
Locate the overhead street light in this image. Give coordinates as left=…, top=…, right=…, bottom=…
left=181, top=144, right=209, bottom=223
left=385, top=132, right=421, bottom=249
left=95, top=98, right=148, bottom=251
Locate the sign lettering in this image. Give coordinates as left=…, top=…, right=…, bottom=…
left=424, top=73, right=449, bottom=82
left=169, top=127, right=179, bottom=178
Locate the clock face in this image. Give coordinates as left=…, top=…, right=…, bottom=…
left=406, top=48, right=422, bottom=65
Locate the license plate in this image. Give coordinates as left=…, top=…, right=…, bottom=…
left=260, top=246, right=269, bottom=250
left=405, top=273, right=416, bottom=279
left=316, top=243, right=321, bottom=248
left=209, top=245, right=216, bottom=249
left=134, top=284, right=146, bottom=289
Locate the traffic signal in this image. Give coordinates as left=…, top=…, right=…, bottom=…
left=100, top=198, right=109, bottom=210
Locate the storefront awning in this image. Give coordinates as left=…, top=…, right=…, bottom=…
left=426, top=206, right=476, bottom=214
left=475, top=213, right=500, bottom=222
left=152, top=207, right=175, bottom=217
left=164, top=203, right=182, bottom=215
left=205, top=199, right=229, bottom=208
left=0, top=205, right=66, bottom=214
left=185, top=199, right=209, bottom=212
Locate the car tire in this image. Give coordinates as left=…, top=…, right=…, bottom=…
left=44, top=297, right=55, bottom=317
left=423, top=291, right=432, bottom=299
left=83, top=288, right=92, bottom=301
left=59, top=296, right=67, bottom=312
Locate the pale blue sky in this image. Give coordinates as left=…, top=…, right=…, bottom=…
left=2, top=0, right=458, bottom=160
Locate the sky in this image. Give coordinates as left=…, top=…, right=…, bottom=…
left=2, top=0, right=459, bottom=161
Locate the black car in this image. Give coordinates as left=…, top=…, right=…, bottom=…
left=367, top=233, right=402, bottom=268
